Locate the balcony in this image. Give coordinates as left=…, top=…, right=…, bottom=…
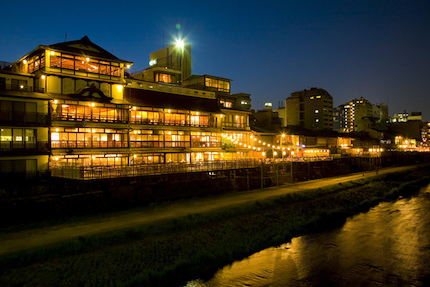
left=0, top=111, right=50, bottom=126
left=130, top=118, right=215, bottom=128
left=50, top=159, right=260, bottom=180
left=0, top=141, right=50, bottom=154
left=0, top=84, right=44, bottom=93
left=51, top=141, right=128, bottom=149
left=52, top=114, right=128, bottom=124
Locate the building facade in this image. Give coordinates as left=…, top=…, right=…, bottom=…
left=337, top=97, right=374, bottom=132
left=285, top=87, right=333, bottom=131
left=0, top=36, right=254, bottom=181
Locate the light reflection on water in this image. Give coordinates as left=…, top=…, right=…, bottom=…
left=186, top=186, right=430, bottom=286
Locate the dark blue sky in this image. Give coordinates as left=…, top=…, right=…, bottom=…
left=1, top=0, right=429, bottom=120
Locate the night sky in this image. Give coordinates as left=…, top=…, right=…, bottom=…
left=1, top=0, right=429, bottom=120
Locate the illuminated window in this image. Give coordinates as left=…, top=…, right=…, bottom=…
left=205, top=78, right=230, bottom=93
left=27, top=53, right=45, bottom=73
left=48, top=53, right=119, bottom=77
left=155, top=73, right=172, bottom=83
left=220, top=100, right=232, bottom=108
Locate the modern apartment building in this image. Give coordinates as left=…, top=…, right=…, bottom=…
left=285, top=88, right=333, bottom=131
left=336, top=97, right=375, bottom=132
left=0, top=36, right=253, bottom=181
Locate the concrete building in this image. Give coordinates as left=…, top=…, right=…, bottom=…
left=285, top=87, right=333, bottom=131
left=336, top=97, right=374, bottom=132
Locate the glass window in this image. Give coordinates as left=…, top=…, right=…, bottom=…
left=62, top=54, right=74, bottom=70
left=155, top=73, right=172, bottom=83
left=50, top=55, right=61, bottom=68
left=75, top=56, right=87, bottom=71
left=1, top=128, right=12, bottom=142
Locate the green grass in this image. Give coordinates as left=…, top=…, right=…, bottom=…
left=1, top=168, right=430, bottom=286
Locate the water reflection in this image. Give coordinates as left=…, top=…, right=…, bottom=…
left=188, top=186, right=430, bottom=286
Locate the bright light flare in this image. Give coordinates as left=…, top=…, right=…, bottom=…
left=175, top=39, right=185, bottom=51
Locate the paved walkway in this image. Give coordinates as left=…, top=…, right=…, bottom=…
left=0, top=165, right=417, bottom=256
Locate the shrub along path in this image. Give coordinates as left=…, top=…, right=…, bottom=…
left=0, top=165, right=418, bottom=256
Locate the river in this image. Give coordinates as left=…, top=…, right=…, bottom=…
left=186, top=185, right=430, bottom=286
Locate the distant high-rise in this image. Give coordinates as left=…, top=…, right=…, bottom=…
left=337, top=97, right=374, bottom=132
left=285, top=87, right=333, bottom=131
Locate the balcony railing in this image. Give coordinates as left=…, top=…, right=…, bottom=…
left=0, top=141, right=50, bottom=154
left=51, top=141, right=128, bottom=149
left=50, top=159, right=261, bottom=180
left=52, top=114, right=128, bottom=124
left=0, top=111, right=50, bottom=125
left=0, top=84, right=44, bottom=93
left=130, top=119, right=215, bottom=128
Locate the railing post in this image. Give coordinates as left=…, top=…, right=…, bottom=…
left=261, top=161, right=264, bottom=189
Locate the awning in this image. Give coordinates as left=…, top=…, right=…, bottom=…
left=124, top=88, right=223, bottom=114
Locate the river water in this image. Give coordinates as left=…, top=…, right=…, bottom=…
left=186, top=185, right=430, bottom=286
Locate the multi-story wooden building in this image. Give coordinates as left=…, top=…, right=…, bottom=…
left=0, top=36, right=254, bottom=181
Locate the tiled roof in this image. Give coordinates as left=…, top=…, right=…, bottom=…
left=45, top=36, right=129, bottom=63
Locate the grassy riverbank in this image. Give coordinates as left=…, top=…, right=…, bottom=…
left=1, top=167, right=430, bottom=286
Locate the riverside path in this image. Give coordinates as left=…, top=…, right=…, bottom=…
left=0, top=165, right=418, bottom=256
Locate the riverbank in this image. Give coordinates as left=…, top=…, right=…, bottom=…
left=1, top=165, right=430, bottom=286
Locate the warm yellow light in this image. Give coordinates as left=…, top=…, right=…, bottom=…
left=53, top=99, right=58, bottom=104
left=282, top=133, right=286, bottom=137
left=116, top=85, right=123, bottom=92
left=126, top=64, right=131, bottom=69
left=132, top=106, right=136, bottom=110
left=274, top=151, right=278, bottom=156
left=133, top=154, right=137, bottom=158
left=41, top=75, right=46, bottom=80
left=90, top=102, right=95, bottom=107
left=55, top=128, right=59, bottom=132
left=86, top=57, right=90, bottom=62
left=23, top=59, right=27, bottom=64
left=262, top=152, right=266, bottom=156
